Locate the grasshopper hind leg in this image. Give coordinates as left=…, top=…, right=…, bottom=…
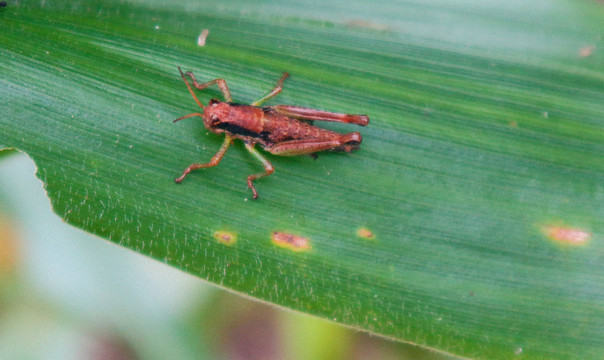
left=336, top=132, right=362, bottom=152
left=267, top=132, right=363, bottom=156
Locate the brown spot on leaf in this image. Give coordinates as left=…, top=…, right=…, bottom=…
left=214, top=230, right=237, bottom=245
left=271, top=232, right=311, bottom=252
left=543, top=225, right=591, bottom=245
left=357, top=227, right=375, bottom=240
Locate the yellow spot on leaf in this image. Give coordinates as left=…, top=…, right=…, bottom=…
left=271, top=232, right=311, bottom=252
left=357, top=227, right=375, bottom=240
left=214, top=230, right=237, bottom=245
left=543, top=225, right=591, bottom=246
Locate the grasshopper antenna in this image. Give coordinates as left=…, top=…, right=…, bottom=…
left=174, top=66, right=205, bottom=123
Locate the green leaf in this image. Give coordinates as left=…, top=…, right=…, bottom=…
left=2, top=0, right=604, bottom=359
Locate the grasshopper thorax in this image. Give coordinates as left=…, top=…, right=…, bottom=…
left=202, top=99, right=265, bottom=139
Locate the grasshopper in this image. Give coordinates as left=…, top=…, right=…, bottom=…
left=174, top=67, right=369, bottom=199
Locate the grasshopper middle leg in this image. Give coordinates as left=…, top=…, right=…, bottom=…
left=244, top=142, right=275, bottom=199
left=252, top=72, right=290, bottom=106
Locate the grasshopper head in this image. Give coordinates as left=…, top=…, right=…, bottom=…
left=202, top=99, right=231, bottom=133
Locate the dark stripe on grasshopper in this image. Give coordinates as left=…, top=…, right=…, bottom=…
left=214, top=122, right=261, bottom=138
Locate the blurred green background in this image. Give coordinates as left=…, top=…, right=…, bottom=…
left=0, top=152, right=453, bottom=360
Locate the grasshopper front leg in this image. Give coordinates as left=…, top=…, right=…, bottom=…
left=175, top=136, right=233, bottom=183
left=184, top=70, right=233, bottom=102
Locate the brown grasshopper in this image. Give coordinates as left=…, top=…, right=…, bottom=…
left=174, top=67, right=369, bottom=199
